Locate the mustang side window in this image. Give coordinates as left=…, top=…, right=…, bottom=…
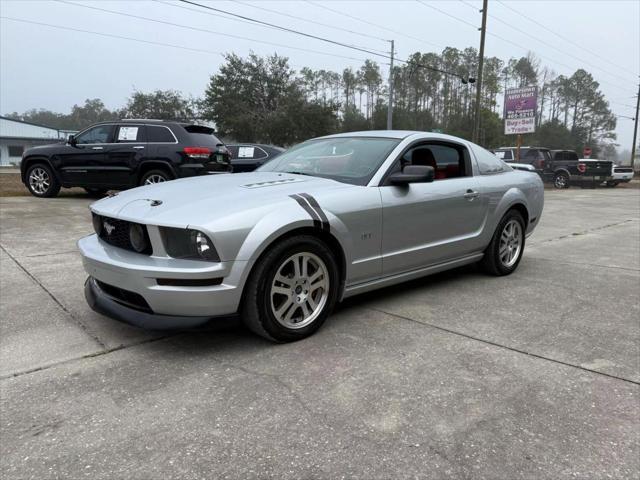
left=399, top=143, right=468, bottom=180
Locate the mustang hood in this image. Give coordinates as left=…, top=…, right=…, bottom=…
left=90, top=172, right=349, bottom=228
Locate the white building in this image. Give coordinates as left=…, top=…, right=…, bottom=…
left=0, top=116, right=76, bottom=166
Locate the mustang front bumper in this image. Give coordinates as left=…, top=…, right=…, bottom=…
left=78, top=234, right=247, bottom=329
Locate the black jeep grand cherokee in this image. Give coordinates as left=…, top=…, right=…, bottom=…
left=20, top=119, right=231, bottom=198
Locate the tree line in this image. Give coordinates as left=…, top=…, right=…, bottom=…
left=6, top=48, right=619, bottom=157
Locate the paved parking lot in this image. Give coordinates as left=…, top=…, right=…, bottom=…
left=1, top=188, right=638, bottom=479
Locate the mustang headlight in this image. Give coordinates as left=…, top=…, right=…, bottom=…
left=161, top=227, right=220, bottom=262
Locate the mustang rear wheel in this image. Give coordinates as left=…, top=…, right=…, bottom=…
left=241, top=235, right=339, bottom=342
left=480, top=210, right=526, bottom=276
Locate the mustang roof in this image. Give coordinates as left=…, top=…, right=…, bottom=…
left=320, top=130, right=474, bottom=144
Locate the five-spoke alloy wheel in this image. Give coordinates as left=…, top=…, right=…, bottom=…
left=270, top=252, right=330, bottom=329
left=498, top=219, right=523, bottom=269
left=480, top=209, right=526, bottom=276
left=242, top=235, right=339, bottom=342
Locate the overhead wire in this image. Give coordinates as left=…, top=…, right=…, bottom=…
left=55, top=0, right=376, bottom=64
left=230, top=0, right=390, bottom=43
left=415, top=0, right=636, bottom=95
left=0, top=16, right=226, bottom=58
left=455, top=0, right=636, bottom=85
left=176, top=0, right=390, bottom=60
left=304, top=0, right=443, bottom=51
left=496, top=0, right=639, bottom=79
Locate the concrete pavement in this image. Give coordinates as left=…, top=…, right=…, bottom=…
left=1, top=188, right=638, bottom=479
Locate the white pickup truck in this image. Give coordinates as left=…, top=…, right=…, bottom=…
left=607, top=165, right=635, bottom=187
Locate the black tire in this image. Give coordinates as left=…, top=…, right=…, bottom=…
left=553, top=172, right=570, bottom=189
left=139, top=169, right=172, bottom=186
left=25, top=163, right=61, bottom=198
left=480, top=210, right=526, bottom=276
left=241, top=235, right=340, bottom=342
left=84, top=188, right=108, bottom=197
left=606, top=181, right=619, bottom=188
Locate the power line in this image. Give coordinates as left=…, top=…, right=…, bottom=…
left=416, top=0, right=636, bottom=95
left=305, top=0, right=443, bottom=51
left=496, top=0, right=638, bottom=79
left=55, top=0, right=375, bottom=64
left=459, top=0, right=637, bottom=85
left=0, top=16, right=226, bottom=57
left=231, top=0, right=389, bottom=43
left=177, top=0, right=389, bottom=60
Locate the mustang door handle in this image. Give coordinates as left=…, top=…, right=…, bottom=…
left=91, top=146, right=104, bottom=150
left=133, top=146, right=145, bottom=149
left=464, top=189, right=480, bottom=200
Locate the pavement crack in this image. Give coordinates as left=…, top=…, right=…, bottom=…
left=533, top=219, right=635, bottom=245
left=0, top=334, right=175, bottom=380
left=0, top=244, right=108, bottom=350
left=370, top=307, right=640, bottom=387
left=530, top=257, right=640, bottom=272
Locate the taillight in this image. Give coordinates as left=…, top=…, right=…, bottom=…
left=577, top=163, right=586, bottom=173
left=183, top=147, right=211, bottom=159
left=536, top=159, right=545, bottom=169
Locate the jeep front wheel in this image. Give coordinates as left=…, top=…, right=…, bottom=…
left=26, top=163, right=61, bottom=198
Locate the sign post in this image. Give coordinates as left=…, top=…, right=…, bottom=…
left=504, top=86, right=538, bottom=149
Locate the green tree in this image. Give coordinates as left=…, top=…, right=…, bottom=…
left=122, top=90, right=197, bottom=121
left=202, top=53, right=337, bottom=145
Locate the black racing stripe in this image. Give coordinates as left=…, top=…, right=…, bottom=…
left=290, top=194, right=322, bottom=229
left=298, top=193, right=330, bottom=232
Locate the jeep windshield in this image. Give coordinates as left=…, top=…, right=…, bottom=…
left=257, top=137, right=400, bottom=186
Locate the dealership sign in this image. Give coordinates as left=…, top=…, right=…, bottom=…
left=504, top=86, right=537, bottom=135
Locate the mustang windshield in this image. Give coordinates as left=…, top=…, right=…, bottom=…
left=258, top=137, right=401, bottom=186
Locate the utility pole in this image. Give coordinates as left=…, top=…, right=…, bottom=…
left=472, top=0, right=488, bottom=144
left=387, top=39, right=395, bottom=130
left=631, top=83, right=639, bottom=168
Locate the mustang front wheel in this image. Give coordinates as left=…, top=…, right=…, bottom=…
left=241, top=235, right=339, bottom=342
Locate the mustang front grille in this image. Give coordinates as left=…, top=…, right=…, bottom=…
left=94, top=214, right=152, bottom=255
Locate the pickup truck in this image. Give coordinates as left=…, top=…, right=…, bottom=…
left=493, top=147, right=612, bottom=188
left=606, top=165, right=635, bottom=187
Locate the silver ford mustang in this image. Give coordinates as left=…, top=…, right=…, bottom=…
left=79, top=131, right=544, bottom=342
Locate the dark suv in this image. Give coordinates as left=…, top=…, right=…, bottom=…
left=20, top=119, right=231, bottom=198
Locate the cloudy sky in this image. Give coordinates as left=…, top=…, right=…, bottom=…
left=1, top=0, right=638, bottom=149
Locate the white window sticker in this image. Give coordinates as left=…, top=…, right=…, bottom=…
left=494, top=151, right=506, bottom=159
left=118, top=127, right=139, bottom=141
left=238, top=146, right=255, bottom=158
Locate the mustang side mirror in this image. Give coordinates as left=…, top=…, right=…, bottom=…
left=389, top=165, right=435, bottom=185
left=68, top=134, right=77, bottom=146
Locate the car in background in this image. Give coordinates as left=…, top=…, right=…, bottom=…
left=80, top=130, right=544, bottom=342
left=20, top=119, right=232, bottom=198
left=607, top=165, right=634, bottom=187
left=226, top=143, right=285, bottom=172
left=493, top=146, right=612, bottom=188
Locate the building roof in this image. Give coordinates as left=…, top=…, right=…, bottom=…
left=0, top=116, right=74, bottom=140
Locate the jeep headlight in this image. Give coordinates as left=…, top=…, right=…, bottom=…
left=161, top=227, right=220, bottom=262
